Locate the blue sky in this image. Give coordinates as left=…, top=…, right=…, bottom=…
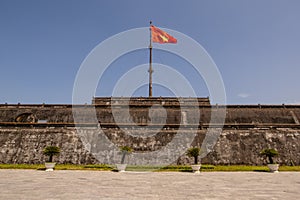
left=1, top=0, right=300, bottom=104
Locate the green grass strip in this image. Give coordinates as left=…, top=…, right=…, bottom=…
left=0, top=164, right=299, bottom=172
left=0, top=164, right=113, bottom=171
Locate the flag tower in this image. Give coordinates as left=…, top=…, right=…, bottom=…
left=149, top=21, right=153, bottom=97
left=148, top=21, right=177, bottom=97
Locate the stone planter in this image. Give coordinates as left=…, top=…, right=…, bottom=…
left=116, top=164, right=127, bottom=172
left=191, top=164, right=201, bottom=173
left=267, top=164, right=279, bottom=173
left=45, top=162, right=56, bottom=171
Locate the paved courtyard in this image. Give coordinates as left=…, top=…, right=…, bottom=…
left=0, top=169, right=299, bottom=200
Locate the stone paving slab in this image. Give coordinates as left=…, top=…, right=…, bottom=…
left=0, top=169, right=299, bottom=200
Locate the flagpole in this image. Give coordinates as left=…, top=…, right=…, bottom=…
left=148, top=21, right=153, bottom=97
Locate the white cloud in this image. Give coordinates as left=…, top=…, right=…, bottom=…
left=238, top=93, right=250, bottom=98
left=286, top=101, right=300, bottom=105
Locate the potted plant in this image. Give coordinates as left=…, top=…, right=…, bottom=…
left=260, top=148, right=279, bottom=173
left=43, top=146, right=60, bottom=171
left=187, top=147, right=201, bottom=173
left=116, top=146, right=133, bottom=172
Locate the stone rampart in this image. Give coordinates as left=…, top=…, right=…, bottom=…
left=0, top=97, right=300, bottom=165
left=0, top=127, right=299, bottom=165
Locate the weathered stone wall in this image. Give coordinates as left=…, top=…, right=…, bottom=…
left=2, top=103, right=300, bottom=125
left=1, top=98, right=300, bottom=165
left=0, top=127, right=299, bottom=165
left=0, top=128, right=97, bottom=164
left=193, top=129, right=300, bottom=165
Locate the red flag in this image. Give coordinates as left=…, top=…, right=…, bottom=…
left=150, top=25, right=177, bottom=44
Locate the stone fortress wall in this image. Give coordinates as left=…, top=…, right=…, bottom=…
left=0, top=97, right=299, bottom=165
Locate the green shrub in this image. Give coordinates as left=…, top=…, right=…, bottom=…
left=120, top=146, right=133, bottom=164
left=43, top=146, right=60, bottom=162
left=260, top=148, right=279, bottom=164
left=186, top=147, right=200, bottom=164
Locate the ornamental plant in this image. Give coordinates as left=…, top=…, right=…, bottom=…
left=120, top=146, right=133, bottom=164
left=260, top=148, right=279, bottom=164
left=43, top=146, right=60, bottom=162
left=187, top=147, right=201, bottom=165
